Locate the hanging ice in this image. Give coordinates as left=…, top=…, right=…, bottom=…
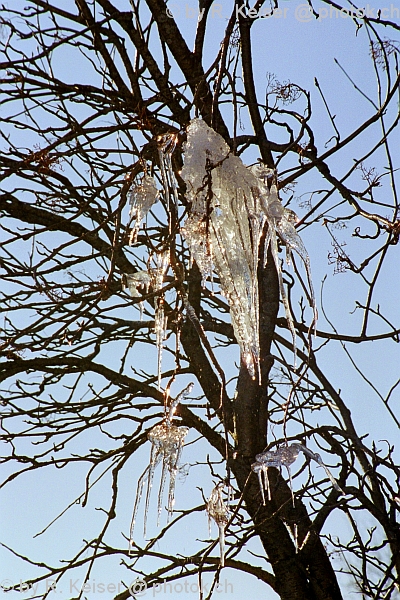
left=124, top=271, right=152, bottom=298
left=261, top=187, right=318, bottom=349
left=252, top=443, right=301, bottom=505
left=152, top=250, right=169, bottom=293
left=181, top=119, right=265, bottom=378
left=157, top=133, right=180, bottom=219
left=181, top=118, right=317, bottom=377
left=129, top=175, right=159, bottom=245
left=276, top=208, right=317, bottom=329
left=252, top=443, right=343, bottom=507
left=152, top=251, right=170, bottom=390
left=123, top=270, right=152, bottom=319
left=123, top=251, right=170, bottom=388
left=125, top=139, right=178, bottom=386
left=206, top=483, right=231, bottom=567
left=129, top=383, right=193, bottom=550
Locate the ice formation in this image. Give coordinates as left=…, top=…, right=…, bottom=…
left=181, top=118, right=316, bottom=377
left=125, top=137, right=179, bottom=388
left=123, top=250, right=169, bottom=388
left=158, top=133, right=179, bottom=221
left=181, top=119, right=264, bottom=378
left=251, top=443, right=343, bottom=506
left=206, top=483, right=231, bottom=567
left=124, top=271, right=152, bottom=298
left=125, top=120, right=316, bottom=378
left=129, top=383, right=193, bottom=548
left=263, top=188, right=318, bottom=349
left=123, top=270, right=151, bottom=319
left=153, top=251, right=170, bottom=390
left=128, top=175, right=159, bottom=245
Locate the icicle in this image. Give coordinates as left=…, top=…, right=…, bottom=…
left=152, top=250, right=169, bottom=293
left=181, top=119, right=264, bottom=379
left=276, top=208, right=318, bottom=331
left=157, top=447, right=168, bottom=526
left=260, top=183, right=318, bottom=360
left=129, top=175, right=159, bottom=245
left=144, top=428, right=163, bottom=535
left=277, top=444, right=301, bottom=506
left=158, top=133, right=179, bottom=234
left=264, top=465, right=271, bottom=502
left=251, top=443, right=343, bottom=507
left=151, top=251, right=170, bottom=390
left=155, top=299, right=165, bottom=391
left=284, top=521, right=299, bottom=553
left=299, top=530, right=311, bottom=551
left=129, top=384, right=192, bottom=549
left=264, top=219, right=298, bottom=367
left=123, top=252, right=169, bottom=386
left=261, top=183, right=298, bottom=364
left=164, top=142, right=180, bottom=208
left=251, top=462, right=269, bottom=504
left=123, top=271, right=151, bottom=320
left=130, top=442, right=163, bottom=544
left=182, top=119, right=317, bottom=378
left=206, top=483, right=231, bottom=567
left=166, top=431, right=186, bottom=518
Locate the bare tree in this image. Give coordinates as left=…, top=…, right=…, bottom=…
left=1, top=2, right=400, bottom=599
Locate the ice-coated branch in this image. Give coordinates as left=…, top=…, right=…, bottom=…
left=166, top=382, right=194, bottom=426
left=298, top=444, right=344, bottom=494
left=252, top=443, right=343, bottom=507
left=129, top=384, right=192, bottom=551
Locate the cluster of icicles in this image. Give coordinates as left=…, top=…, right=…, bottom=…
left=208, top=445, right=343, bottom=562
left=129, top=383, right=192, bottom=552
left=252, top=443, right=343, bottom=504
left=128, top=380, right=232, bottom=567
left=125, top=118, right=316, bottom=382
left=129, top=424, right=343, bottom=564
left=181, top=119, right=317, bottom=378
left=124, top=134, right=178, bottom=391
left=125, top=119, right=324, bottom=565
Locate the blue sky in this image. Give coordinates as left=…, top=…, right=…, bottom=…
left=1, top=1, right=399, bottom=598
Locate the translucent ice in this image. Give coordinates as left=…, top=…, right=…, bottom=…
left=129, top=384, right=192, bottom=549
left=207, top=483, right=231, bottom=567
left=252, top=443, right=343, bottom=507
left=152, top=251, right=170, bottom=390
left=129, top=175, right=159, bottom=245
left=181, top=119, right=265, bottom=379
left=181, top=119, right=317, bottom=376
